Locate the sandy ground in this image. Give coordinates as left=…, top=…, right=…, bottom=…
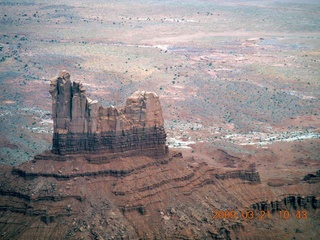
left=0, top=1, right=319, bottom=239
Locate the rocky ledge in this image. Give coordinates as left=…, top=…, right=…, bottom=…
left=50, top=70, right=167, bottom=157
left=302, top=170, right=320, bottom=183
left=0, top=71, right=318, bottom=239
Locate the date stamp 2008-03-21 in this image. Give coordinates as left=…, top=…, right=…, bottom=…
left=212, top=210, right=309, bottom=220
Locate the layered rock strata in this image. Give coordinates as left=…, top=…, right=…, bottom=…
left=1, top=152, right=265, bottom=239
left=50, top=71, right=167, bottom=156
left=251, top=195, right=320, bottom=212
left=302, top=170, right=320, bottom=183
left=2, top=154, right=319, bottom=239
left=0, top=70, right=319, bottom=239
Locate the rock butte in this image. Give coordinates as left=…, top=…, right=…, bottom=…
left=50, top=70, right=167, bottom=157
left=0, top=71, right=319, bottom=239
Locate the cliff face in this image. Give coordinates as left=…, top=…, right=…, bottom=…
left=49, top=70, right=167, bottom=156
left=0, top=70, right=318, bottom=240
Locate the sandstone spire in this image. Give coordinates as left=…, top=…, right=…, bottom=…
left=49, top=71, right=167, bottom=156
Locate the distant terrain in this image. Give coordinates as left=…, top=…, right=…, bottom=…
left=0, top=0, right=319, bottom=239
left=1, top=0, right=319, bottom=165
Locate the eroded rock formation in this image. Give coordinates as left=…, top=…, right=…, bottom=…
left=50, top=70, right=167, bottom=156
left=302, top=170, right=320, bottom=183
left=251, top=195, right=320, bottom=212
left=0, top=71, right=319, bottom=239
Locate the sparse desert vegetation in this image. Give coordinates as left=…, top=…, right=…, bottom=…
left=1, top=0, right=319, bottom=165
left=0, top=1, right=319, bottom=239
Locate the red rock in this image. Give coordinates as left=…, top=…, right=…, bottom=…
left=0, top=71, right=318, bottom=240
left=50, top=71, right=167, bottom=157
